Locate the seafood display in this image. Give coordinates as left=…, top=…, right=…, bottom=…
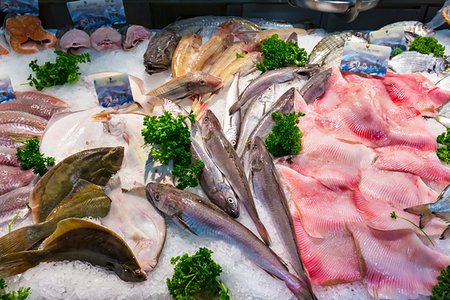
left=0, top=12, right=448, bottom=300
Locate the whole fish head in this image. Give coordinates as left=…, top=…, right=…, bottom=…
left=350, top=32, right=370, bottom=43
left=101, top=146, right=125, bottom=172
left=215, top=183, right=240, bottom=218
left=116, top=262, right=147, bottom=282
left=145, top=183, right=184, bottom=217
left=430, top=185, right=450, bottom=222
left=249, top=137, right=266, bottom=172
left=143, top=30, right=180, bottom=74
left=199, top=109, right=221, bottom=141
left=186, top=72, right=223, bottom=95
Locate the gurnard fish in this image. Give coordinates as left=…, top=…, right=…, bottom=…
left=171, top=34, right=202, bottom=78
left=190, top=31, right=233, bottom=72
left=0, top=218, right=147, bottom=282
left=200, top=110, right=271, bottom=245
left=29, top=147, right=124, bottom=223
left=218, top=52, right=261, bottom=85
left=145, top=183, right=317, bottom=300
left=249, top=137, right=315, bottom=292
left=379, top=21, right=435, bottom=37
left=90, top=27, right=122, bottom=51
left=121, top=25, right=152, bottom=51
left=59, top=29, right=91, bottom=54
left=388, top=52, right=449, bottom=74
left=0, top=180, right=111, bottom=255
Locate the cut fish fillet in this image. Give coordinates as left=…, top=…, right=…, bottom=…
left=348, top=224, right=450, bottom=299
left=293, top=213, right=362, bottom=285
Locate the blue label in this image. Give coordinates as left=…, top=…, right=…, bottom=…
left=105, top=0, right=126, bottom=25
left=0, top=0, right=39, bottom=15
left=94, top=74, right=134, bottom=107
left=0, top=76, right=15, bottom=104
left=67, top=0, right=111, bottom=30
left=340, top=42, right=391, bottom=77
left=370, top=27, right=406, bottom=53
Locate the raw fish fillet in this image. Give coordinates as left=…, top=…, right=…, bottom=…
left=374, top=145, right=450, bottom=184
left=293, top=213, right=362, bottom=285
left=348, top=224, right=450, bottom=299
left=313, top=67, right=348, bottom=115
left=0, top=166, right=34, bottom=196
left=278, top=165, right=363, bottom=238
left=0, top=146, right=19, bottom=167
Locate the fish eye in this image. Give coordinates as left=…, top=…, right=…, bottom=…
left=134, top=269, right=141, bottom=275
left=227, top=197, right=234, bottom=203
left=199, top=80, right=205, bottom=85
left=164, top=49, right=170, bottom=56
left=231, top=140, right=236, bottom=146
left=204, top=117, right=209, bottom=123
left=154, top=193, right=160, bottom=201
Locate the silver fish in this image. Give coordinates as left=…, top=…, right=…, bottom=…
left=249, top=137, right=314, bottom=289
left=200, top=109, right=271, bottom=245
left=389, top=52, right=449, bottom=74
left=300, top=68, right=332, bottom=104
left=223, top=74, right=241, bottom=147
left=145, top=183, right=317, bottom=300
left=379, top=21, right=435, bottom=37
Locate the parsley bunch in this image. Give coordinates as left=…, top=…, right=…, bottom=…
left=257, top=34, right=308, bottom=72
left=141, top=112, right=204, bottom=190
left=27, top=50, right=90, bottom=91
left=431, top=266, right=450, bottom=300
left=265, top=112, right=305, bottom=158
left=167, top=248, right=231, bottom=300
left=436, top=127, right=450, bottom=164
left=409, top=36, right=445, bottom=57
left=0, top=278, right=30, bottom=300
left=391, top=48, right=403, bottom=56
left=13, top=136, right=55, bottom=176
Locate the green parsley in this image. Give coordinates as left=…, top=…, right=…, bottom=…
left=13, top=136, right=55, bottom=176
left=8, top=211, right=20, bottom=233
left=235, top=52, right=245, bottom=58
left=437, top=127, right=450, bottom=164
left=141, top=112, right=204, bottom=190
left=265, top=112, right=305, bottom=158
left=167, top=248, right=231, bottom=300
left=431, top=266, right=450, bottom=300
left=391, top=48, right=403, bottom=56
left=27, top=50, right=90, bottom=91
left=390, top=211, right=434, bottom=247
left=409, top=36, right=445, bottom=57
left=257, top=34, right=308, bottom=72
left=0, top=278, right=30, bottom=300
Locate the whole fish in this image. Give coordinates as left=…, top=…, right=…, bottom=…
left=308, top=32, right=369, bottom=66
left=171, top=34, right=202, bottom=78
left=146, top=72, right=223, bottom=100
left=219, top=52, right=261, bottom=85
left=300, top=68, right=332, bottom=104
left=190, top=138, right=239, bottom=218
left=388, top=52, right=449, bottom=74
left=0, top=180, right=111, bottom=255
left=90, top=27, right=122, bottom=51
left=379, top=21, right=435, bottom=37
left=121, top=25, right=152, bottom=51
left=58, top=29, right=91, bottom=54
left=145, top=183, right=317, bottom=300
left=236, top=85, right=275, bottom=157
left=191, top=32, right=233, bottom=71
left=229, top=66, right=316, bottom=114
left=200, top=109, right=270, bottom=245
left=29, top=147, right=124, bottom=223
left=209, top=42, right=246, bottom=77
left=249, top=137, right=314, bottom=290
left=143, top=29, right=181, bottom=74
left=0, top=218, right=147, bottom=282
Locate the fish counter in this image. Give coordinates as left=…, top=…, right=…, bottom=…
left=0, top=13, right=449, bottom=300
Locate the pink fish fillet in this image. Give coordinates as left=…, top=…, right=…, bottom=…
left=348, top=224, right=450, bottom=299
left=293, top=212, right=362, bottom=285
left=374, top=145, right=450, bottom=184
left=313, top=67, right=348, bottom=115
left=278, top=165, right=363, bottom=238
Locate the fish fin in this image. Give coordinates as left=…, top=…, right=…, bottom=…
left=404, top=205, right=433, bottom=228
left=0, top=222, right=52, bottom=255
left=191, top=97, right=207, bottom=119
left=256, top=220, right=271, bottom=246
left=0, top=250, right=43, bottom=278
left=175, top=216, right=198, bottom=236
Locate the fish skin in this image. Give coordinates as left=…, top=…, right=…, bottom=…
left=145, top=183, right=317, bottom=300
left=209, top=42, right=246, bottom=77
left=29, top=147, right=124, bottom=223
left=217, top=19, right=261, bottom=42
left=0, top=186, right=32, bottom=226
left=146, top=71, right=223, bottom=100
left=379, top=21, right=435, bottom=37
left=90, top=27, right=122, bottom=51
left=191, top=31, right=233, bottom=72
left=143, top=29, right=181, bottom=74
left=218, top=52, right=261, bottom=85
left=0, top=218, right=147, bottom=282
left=171, top=34, right=202, bottom=78
left=229, top=65, right=317, bottom=114
left=246, top=28, right=307, bottom=52
left=123, top=25, right=152, bottom=51
left=388, top=52, right=449, bottom=74
left=200, top=109, right=271, bottom=245
left=0, top=111, right=47, bottom=130
left=300, top=68, right=332, bottom=104
left=222, top=74, right=241, bottom=147
left=249, top=137, right=315, bottom=293
left=0, top=146, right=19, bottom=167
left=0, top=166, right=35, bottom=196
left=59, top=29, right=91, bottom=54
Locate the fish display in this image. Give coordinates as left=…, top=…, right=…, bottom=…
left=121, top=25, right=152, bottom=51
left=90, top=27, right=122, bottom=51
left=389, top=51, right=449, bottom=74
left=379, top=21, right=435, bottom=37
left=59, top=29, right=91, bottom=54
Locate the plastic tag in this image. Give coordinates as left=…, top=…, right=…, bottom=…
left=67, top=0, right=111, bottom=30
left=340, top=42, right=391, bottom=77
left=0, top=76, right=15, bottom=103
left=104, top=0, right=126, bottom=25
left=0, top=0, right=39, bottom=15
left=93, top=74, right=134, bottom=107
left=370, top=27, right=406, bottom=53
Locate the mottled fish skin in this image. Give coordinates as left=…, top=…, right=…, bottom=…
left=90, top=27, right=122, bottom=51
left=123, top=25, right=152, bottom=51
left=249, top=137, right=315, bottom=293
left=146, top=72, right=223, bottom=100
left=143, top=29, right=181, bottom=74
left=300, top=68, right=332, bottom=104
left=0, top=166, right=35, bottom=196
left=145, top=183, right=317, bottom=300
left=59, top=29, right=91, bottom=54
left=388, top=52, right=449, bottom=74
left=171, top=34, right=202, bottom=78
left=200, top=109, right=271, bottom=245
left=379, top=21, right=435, bottom=37
left=0, top=218, right=147, bottom=282
left=29, top=147, right=124, bottom=224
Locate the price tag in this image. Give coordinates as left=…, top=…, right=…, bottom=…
left=340, top=42, right=391, bottom=77
left=105, top=0, right=126, bottom=25
left=93, top=74, right=134, bottom=108
left=0, top=0, right=38, bottom=15
left=0, top=76, right=15, bottom=104
left=67, top=0, right=111, bottom=30
left=370, top=27, right=406, bottom=53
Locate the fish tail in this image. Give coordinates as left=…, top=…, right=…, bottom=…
left=0, top=221, right=55, bottom=255
left=0, top=251, right=43, bottom=278
left=404, top=205, right=433, bottom=228
left=285, top=274, right=318, bottom=300
left=256, top=220, right=272, bottom=246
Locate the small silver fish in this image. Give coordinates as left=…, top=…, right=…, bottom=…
left=379, top=21, right=435, bottom=37
left=389, top=52, right=449, bottom=74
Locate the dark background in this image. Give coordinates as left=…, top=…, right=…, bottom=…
left=1, top=0, right=449, bottom=31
